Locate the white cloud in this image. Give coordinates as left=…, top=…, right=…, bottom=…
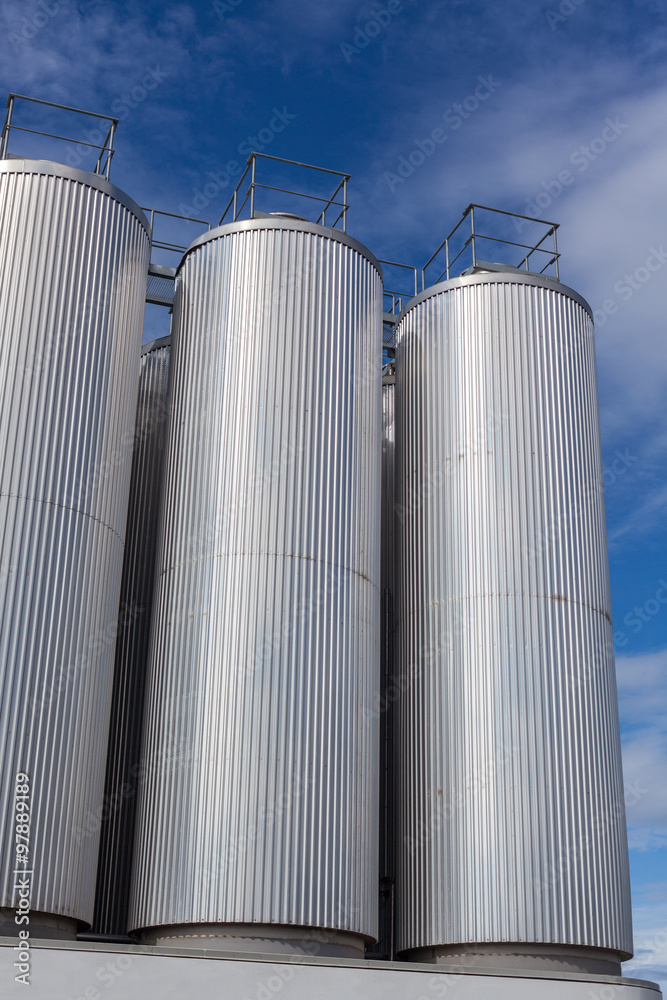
left=622, top=885, right=667, bottom=993
left=618, top=649, right=667, bottom=850
left=609, top=485, right=667, bottom=544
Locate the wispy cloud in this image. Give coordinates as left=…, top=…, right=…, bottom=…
left=623, top=880, right=667, bottom=992
left=618, top=649, right=667, bottom=850
left=609, top=485, right=667, bottom=544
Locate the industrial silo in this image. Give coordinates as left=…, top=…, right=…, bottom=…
left=92, top=337, right=172, bottom=938
left=381, top=363, right=396, bottom=607
left=394, top=269, right=633, bottom=972
left=130, top=216, right=382, bottom=956
left=0, top=158, right=150, bottom=937
left=374, top=362, right=397, bottom=959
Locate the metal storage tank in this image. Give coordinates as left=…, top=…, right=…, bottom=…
left=381, top=364, right=396, bottom=606
left=0, top=158, right=150, bottom=937
left=130, top=216, right=382, bottom=956
left=92, top=337, right=172, bottom=938
left=394, top=270, right=633, bottom=972
left=367, top=363, right=397, bottom=960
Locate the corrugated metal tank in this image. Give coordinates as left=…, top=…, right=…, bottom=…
left=381, top=365, right=396, bottom=605
left=92, top=337, right=172, bottom=938
left=381, top=365, right=397, bottom=955
left=129, top=217, right=382, bottom=956
left=367, top=364, right=397, bottom=959
left=394, top=271, right=632, bottom=972
left=0, top=159, right=150, bottom=937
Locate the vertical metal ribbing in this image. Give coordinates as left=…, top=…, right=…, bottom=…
left=394, top=274, right=632, bottom=961
left=129, top=220, right=382, bottom=949
left=0, top=160, right=150, bottom=930
left=92, top=338, right=171, bottom=937
left=368, top=368, right=396, bottom=959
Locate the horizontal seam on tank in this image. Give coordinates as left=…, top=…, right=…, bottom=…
left=403, top=593, right=612, bottom=621
left=162, top=551, right=380, bottom=591
left=0, top=491, right=124, bottom=544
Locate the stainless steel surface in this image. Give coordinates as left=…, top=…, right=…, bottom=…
left=368, top=366, right=397, bottom=959
left=394, top=273, right=632, bottom=962
left=0, top=158, right=150, bottom=930
left=142, top=923, right=366, bottom=958
left=92, top=338, right=172, bottom=938
left=381, top=367, right=396, bottom=604
left=183, top=215, right=380, bottom=268
left=130, top=217, right=382, bottom=948
left=412, top=943, right=627, bottom=975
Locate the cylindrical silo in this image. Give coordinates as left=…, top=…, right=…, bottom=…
left=92, top=337, right=172, bottom=938
left=380, top=363, right=397, bottom=958
left=0, top=158, right=150, bottom=937
left=381, top=363, right=396, bottom=604
left=130, top=217, right=382, bottom=957
left=394, top=270, right=632, bottom=973
left=368, top=363, right=397, bottom=960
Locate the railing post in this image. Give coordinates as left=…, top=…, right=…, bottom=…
left=249, top=154, right=256, bottom=219
left=470, top=205, right=476, bottom=269
left=343, top=177, right=347, bottom=232
left=1, top=95, right=15, bottom=160
left=552, top=226, right=559, bottom=281
left=105, top=121, right=116, bottom=179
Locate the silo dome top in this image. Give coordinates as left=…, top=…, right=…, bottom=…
left=267, top=211, right=308, bottom=221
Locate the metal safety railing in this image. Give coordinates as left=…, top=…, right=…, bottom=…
left=378, top=260, right=418, bottom=317
left=219, top=152, right=350, bottom=231
left=141, top=208, right=214, bottom=309
left=141, top=206, right=212, bottom=255
left=422, top=203, right=560, bottom=289
left=0, top=93, right=118, bottom=179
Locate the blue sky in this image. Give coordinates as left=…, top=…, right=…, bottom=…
left=1, top=0, right=666, bottom=987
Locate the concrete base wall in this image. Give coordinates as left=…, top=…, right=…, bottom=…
left=0, top=938, right=661, bottom=1000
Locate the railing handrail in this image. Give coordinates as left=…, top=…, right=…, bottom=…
left=4, top=92, right=119, bottom=121
left=0, top=93, right=120, bottom=179
left=141, top=206, right=213, bottom=256
left=422, top=203, right=561, bottom=288
left=378, top=260, right=418, bottom=298
left=218, top=152, right=351, bottom=232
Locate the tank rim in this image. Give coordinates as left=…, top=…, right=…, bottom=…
left=176, top=215, right=383, bottom=279
left=141, top=336, right=171, bottom=357
left=0, top=157, right=151, bottom=236
left=396, top=270, right=593, bottom=323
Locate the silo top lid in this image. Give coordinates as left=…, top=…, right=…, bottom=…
left=396, top=269, right=593, bottom=322
left=254, top=211, right=309, bottom=221
left=141, top=336, right=171, bottom=357
left=177, top=215, right=382, bottom=278
left=0, top=158, right=150, bottom=236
